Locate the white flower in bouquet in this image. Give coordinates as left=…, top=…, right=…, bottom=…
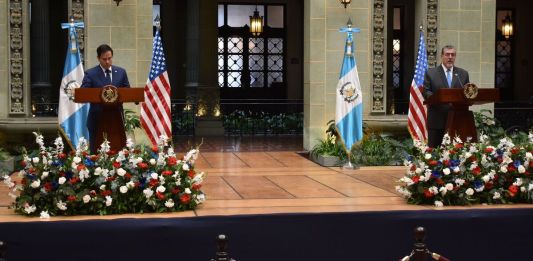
left=441, top=133, right=451, bottom=145
left=100, top=184, right=106, bottom=191
left=41, top=171, right=49, bottom=180
left=453, top=136, right=463, bottom=145
left=493, top=191, right=501, bottom=199
left=166, top=147, right=176, bottom=157
left=76, top=137, right=89, bottom=154
left=117, top=168, right=126, bottom=177
left=482, top=175, right=490, bottom=183
left=184, top=149, right=199, bottom=163
left=79, top=169, right=90, bottom=181
left=126, top=138, right=134, bottom=149
left=149, top=159, right=156, bottom=165
left=105, top=196, right=113, bottom=206
left=434, top=201, right=444, bottom=208
left=500, top=165, right=508, bottom=173
left=439, top=186, right=447, bottom=196
left=83, top=195, right=91, bottom=203
left=119, top=186, right=128, bottom=194
left=529, top=184, right=533, bottom=191
left=445, top=183, right=454, bottom=191
left=30, top=179, right=41, bottom=189
left=157, top=134, right=169, bottom=147
left=3, top=175, right=15, bottom=189
left=415, top=167, right=422, bottom=174
left=175, top=178, right=182, bottom=186
left=521, top=186, right=526, bottom=192
left=143, top=188, right=154, bottom=199
left=24, top=204, right=37, bottom=214
left=32, top=157, right=40, bottom=164
left=182, top=163, right=190, bottom=171
left=40, top=210, right=50, bottom=219
left=156, top=185, right=166, bottom=193
left=157, top=153, right=166, bottom=166
left=453, top=166, right=461, bottom=173
left=58, top=177, right=66, bottom=185
left=418, top=175, right=427, bottom=182
left=464, top=152, right=472, bottom=159
left=400, top=177, right=414, bottom=186
left=465, top=188, right=475, bottom=196
left=475, top=185, right=484, bottom=192
left=527, top=152, right=533, bottom=160
left=454, top=178, right=465, bottom=186
left=518, top=165, right=526, bottom=174
left=164, top=199, right=175, bottom=208
left=54, top=136, right=64, bottom=153
left=150, top=172, right=158, bottom=180
left=158, top=175, right=166, bottom=185
left=102, top=168, right=110, bottom=177
left=185, top=188, right=192, bottom=194
left=72, top=156, right=81, bottom=164
left=57, top=201, right=67, bottom=211
left=443, top=168, right=451, bottom=176
left=194, top=194, right=206, bottom=204
left=498, top=137, right=515, bottom=149
left=424, top=154, right=432, bottom=160
left=98, top=139, right=111, bottom=155
left=479, top=133, right=489, bottom=144
left=192, top=172, right=205, bottom=183
left=513, top=178, right=523, bottom=187
left=469, top=163, right=478, bottom=171
left=94, top=167, right=102, bottom=176
left=33, top=132, right=45, bottom=151
left=126, top=181, right=135, bottom=189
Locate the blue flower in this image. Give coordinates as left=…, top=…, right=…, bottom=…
left=84, top=158, right=95, bottom=167
left=473, top=180, right=483, bottom=189
left=431, top=170, right=442, bottom=179
left=514, top=160, right=521, bottom=168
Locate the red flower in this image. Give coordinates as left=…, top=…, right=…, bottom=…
left=443, top=160, right=450, bottom=166
left=67, top=195, right=77, bottom=202
left=149, top=179, right=159, bottom=187
left=156, top=191, right=166, bottom=200
left=137, top=162, right=148, bottom=170
left=123, top=150, right=129, bottom=157
left=180, top=194, right=191, bottom=203
left=192, top=183, right=202, bottom=190
left=58, top=153, right=67, bottom=160
left=112, top=161, right=121, bottom=168
left=90, top=190, right=97, bottom=196
left=124, top=173, right=132, bottom=180
left=436, top=178, right=444, bottom=185
left=162, top=170, right=173, bottom=176
left=409, top=165, right=416, bottom=172
left=508, top=163, right=517, bottom=173
left=412, top=176, right=420, bottom=183
left=20, top=160, right=27, bottom=168
left=423, top=189, right=434, bottom=198
left=77, top=164, right=86, bottom=172
left=151, top=146, right=159, bottom=153
left=44, top=182, right=53, bottom=192
left=82, top=151, right=88, bottom=157
left=485, top=182, right=493, bottom=190
left=171, top=187, right=180, bottom=194
left=106, top=150, right=116, bottom=156
left=21, top=178, right=27, bottom=185
left=167, top=156, right=178, bottom=166
left=134, top=181, right=141, bottom=187
left=106, top=176, right=116, bottom=182
left=509, top=185, right=519, bottom=194
left=484, top=147, right=493, bottom=153
left=59, top=171, right=66, bottom=177
left=511, top=147, right=519, bottom=155
left=449, top=150, right=456, bottom=155
left=188, top=170, right=195, bottom=178
left=90, top=155, right=99, bottom=162
left=469, top=156, right=477, bottom=163
left=100, top=190, right=112, bottom=196
left=472, top=166, right=481, bottom=176
left=69, top=177, right=80, bottom=185
left=428, top=160, right=438, bottom=166
left=425, top=147, right=434, bottom=153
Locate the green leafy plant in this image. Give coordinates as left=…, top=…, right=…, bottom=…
left=310, top=134, right=347, bottom=160
left=350, top=133, right=407, bottom=166
left=123, top=109, right=142, bottom=132
left=473, top=109, right=505, bottom=142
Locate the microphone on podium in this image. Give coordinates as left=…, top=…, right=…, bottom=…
left=454, top=73, right=465, bottom=88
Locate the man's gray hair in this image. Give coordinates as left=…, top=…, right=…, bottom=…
left=441, top=45, right=456, bottom=55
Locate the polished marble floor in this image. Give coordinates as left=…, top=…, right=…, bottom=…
left=1, top=137, right=532, bottom=222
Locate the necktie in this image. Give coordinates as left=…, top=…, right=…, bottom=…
left=446, top=69, right=452, bottom=88
left=105, top=69, right=111, bottom=85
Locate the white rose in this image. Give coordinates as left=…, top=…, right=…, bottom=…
left=434, top=201, right=443, bottom=208
left=40, top=211, right=50, bottom=219
left=453, top=166, right=460, bottom=173
left=151, top=172, right=158, bottom=180
left=518, top=165, right=526, bottom=174
left=164, top=199, right=175, bottom=208
left=24, top=204, right=37, bottom=214
left=500, top=166, right=508, bottom=173
left=73, top=156, right=82, bottom=164
left=526, top=152, right=533, bottom=159
left=100, top=184, right=106, bottom=191
left=185, top=188, right=192, bottom=194
left=94, top=167, right=102, bottom=176
left=32, top=157, right=40, bottom=164
left=156, top=185, right=166, bottom=193
left=143, top=188, right=154, bottom=198
left=465, top=188, right=474, bottom=196
left=445, top=183, right=454, bottom=191
left=41, top=171, right=49, bottom=179
left=464, top=152, right=472, bottom=159
left=149, top=159, right=156, bottom=165
left=117, top=168, right=126, bottom=177
left=442, top=168, right=451, bottom=175
left=482, top=175, right=490, bottom=183
left=58, top=177, right=66, bottom=185
left=119, top=186, right=128, bottom=194
left=195, top=194, right=206, bottom=204
left=126, top=181, right=135, bottom=188
left=30, top=179, right=41, bottom=188
left=439, top=186, right=447, bottom=196
left=424, top=154, right=432, bottom=160
left=415, top=168, right=422, bottom=174
left=493, top=192, right=501, bottom=199
left=182, top=163, right=190, bottom=171
left=57, top=201, right=67, bottom=211
left=83, top=195, right=91, bottom=203
left=105, top=196, right=113, bottom=206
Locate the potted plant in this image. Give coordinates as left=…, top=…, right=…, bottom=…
left=0, top=147, right=13, bottom=175
left=123, top=109, right=142, bottom=141
left=310, top=134, right=347, bottom=167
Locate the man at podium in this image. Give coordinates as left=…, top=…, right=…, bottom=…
left=81, top=44, right=130, bottom=153
left=424, top=45, right=470, bottom=148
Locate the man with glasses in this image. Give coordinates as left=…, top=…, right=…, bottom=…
left=424, top=45, right=470, bottom=148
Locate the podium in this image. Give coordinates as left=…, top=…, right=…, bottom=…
left=74, top=86, right=144, bottom=152
left=425, top=87, right=499, bottom=142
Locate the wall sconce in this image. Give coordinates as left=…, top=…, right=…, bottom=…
left=340, top=0, right=351, bottom=9
left=114, top=0, right=122, bottom=6
left=249, top=7, right=263, bottom=37
left=501, top=12, right=513, bottom=39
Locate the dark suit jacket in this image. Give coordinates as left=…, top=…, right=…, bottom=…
left=423, top=65, right=470, bottom=130
left=81, top=65, right=130, bottom=147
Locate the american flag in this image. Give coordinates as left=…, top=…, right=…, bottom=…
left=407, top=30, right=428, bottom=141
left=141, top=30, right=171, bottom=145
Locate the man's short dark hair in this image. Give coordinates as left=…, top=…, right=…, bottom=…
left=96, top=44, right=113, bottom=57
left=441, top=45, right=456, bottom=55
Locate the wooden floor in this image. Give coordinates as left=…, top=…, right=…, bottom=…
left=2, top=140, right=532, bottom=222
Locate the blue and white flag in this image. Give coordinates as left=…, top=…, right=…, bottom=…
left=58, top=20, right=89, bottom=148
left=335, top=24, right=363, bottom=152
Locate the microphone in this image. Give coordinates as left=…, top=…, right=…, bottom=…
left=454, top=73, right=465, bottom=88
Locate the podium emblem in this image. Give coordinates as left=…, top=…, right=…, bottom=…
left=339, top=82, right=359, bottom=103
left=463, top=83, right=478, bottom=99
left=63, top=80, right=80, bottom=101
left=101, top=85, right=119, bottom=103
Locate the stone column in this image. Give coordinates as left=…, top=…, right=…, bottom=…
left=30, top=0, right=52, bottom=106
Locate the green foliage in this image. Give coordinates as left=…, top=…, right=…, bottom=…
left=123, top=109, right=142, bottom=132
left=350, top=133, right=408, bottom=166
left=0, top=147, right=9, bottom=161
left=473, top=109, right=505, bottom=142
left=222, top=110, right=303, bottom=134
left=310, top=135, right=347, bottom=160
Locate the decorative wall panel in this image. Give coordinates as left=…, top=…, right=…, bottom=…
left=372, top=0, right=385, bottom=112
left=9, top=0, right=24, bottom=114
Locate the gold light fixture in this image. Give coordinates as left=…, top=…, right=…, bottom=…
left=340, top=0, right=351, bottom=9
left=501, top=12, right=513, bottom=39
left=249, top=6, right=263, bottom=37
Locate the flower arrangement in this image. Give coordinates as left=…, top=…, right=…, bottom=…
left=3, top=133, right=205, bottom=217
left=396, top=133, right=533, bottom=207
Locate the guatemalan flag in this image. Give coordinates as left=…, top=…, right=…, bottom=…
left=58, top=19, right=90, bottom=148
left=335, top=24, right=363, bottom=152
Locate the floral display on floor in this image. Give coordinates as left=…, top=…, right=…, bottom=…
left=396, top=133, right=533, bottom=207
left=3, top=133, right=205, bottom=217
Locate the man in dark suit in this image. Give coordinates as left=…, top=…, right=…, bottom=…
left=81, top=44, right=130, bottom=153
left=424, top=45, right=470, bottom=148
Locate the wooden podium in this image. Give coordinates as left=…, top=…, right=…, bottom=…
left=74, top=86, right=144, bottom=152
left=425, top=87, right=499, bottom=142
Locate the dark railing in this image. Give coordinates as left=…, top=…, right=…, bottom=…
left=495, top=101, right=533, bottom=132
